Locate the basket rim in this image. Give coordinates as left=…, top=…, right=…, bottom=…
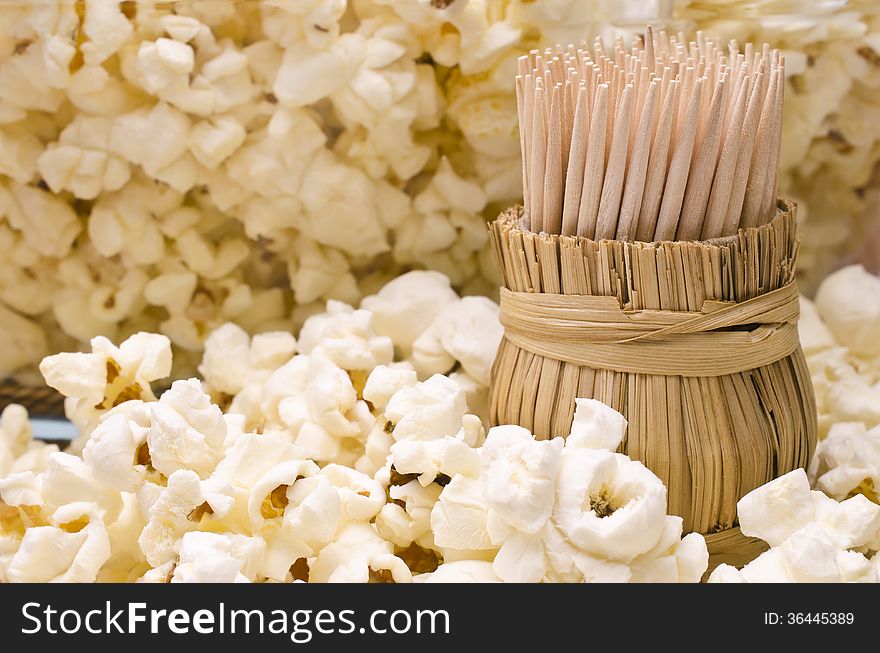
left=496, top=197, right=796, bottom=248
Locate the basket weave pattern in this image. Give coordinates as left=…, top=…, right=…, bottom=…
left=489, top=199, right=817, bottom=551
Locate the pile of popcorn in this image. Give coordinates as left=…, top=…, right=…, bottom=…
left=1, top=266, right=879, bottom=583
left=2, top=0, right=879, bottom=379
left=0, top=270, right=711, bottom=583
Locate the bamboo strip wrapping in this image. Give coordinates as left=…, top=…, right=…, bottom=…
left=489, top=199, right=817, bottom=562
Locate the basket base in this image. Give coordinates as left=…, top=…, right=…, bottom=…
left=703, top=527, right=769, bottom=581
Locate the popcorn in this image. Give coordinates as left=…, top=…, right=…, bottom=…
left=737, top=468, right=818, bottom=547
left=5, top=503, right=111, bottom=583
left=480, top=425, right=562, bottom=537
left=138, top=469, right=216, bottom=568
left=172, top=532, right=266, bottom=583
left=37, top=114, right=131, bottom=199
left=390, top=435, right=481, bottom=487
left=0, top=404, right=31, bottom=476
left=298, top=300, right=393, bottom=371
left=360, top=270, right=460, bottom=358
left=384, top=374, right=469, bottom=441
left=411, top=296, right=503, bottom=385
left=199, top=322, right=297, bottom=400
left=0, top=181, right=81, bottom=258
left=109, top=102, right=197, bottom=192
left=567, top=398, right=627, bottom=451
left=0, top=304, right=47, bottom=378
left=189, top=117, right=247, bottom=170
left=8, top=254, right=877, bottom=585
left=814, top=265, right=880, bottom=358
left=80, top=0, right=133, bottom=66
left=710, top=468, right=880, bottom=583
left=363, top=364, right=418, bottom=411
left=551, top=448, right=669, bottom=565
left=0, top=452, right=123, bottom=523
left=811, top=422, right=880, bottom=503
left=737, top=468, right=880, bottom=550
left=710, top=523, right=879, bottom=583
left=82, top=404, right=152, bottom=492
left=419, top=560, right=500, bottom=583
left=274, top=39, right=357, bottom=108
left=430, top=475, right=494, bottom=553
left=430, top=402, right=707, bottom=583
left=308, top=522, right=399, bottom=583
left=146, top=379, right=228, bottom=478
left=40, top=331, right=172, bottom=443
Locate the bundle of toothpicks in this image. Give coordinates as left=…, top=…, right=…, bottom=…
left=492, top=28, right=817, bottom=566
left=516, top=26, right=785, bottom=242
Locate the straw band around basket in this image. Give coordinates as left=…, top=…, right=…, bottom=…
left=498, top=281, right=800, bottom=376
left=489, top=199, right=817, bottom=549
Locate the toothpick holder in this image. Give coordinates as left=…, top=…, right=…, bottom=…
left=488, top=199, right=817, bottom=571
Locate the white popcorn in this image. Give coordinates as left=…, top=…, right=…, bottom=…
left=146, top=379, right=228, bottom=478
left=40, top=331, right=172, bottom=440
left=811, top=421, right=880, bottom=502
left=308, top=522, right=396, bottom=583
left=448, top=370, right=490, bottom=426
left=88, top=188, right=166, bottom=265
left=390, top=436, right=480, bottom=487
left=430, top=475, right=494, bottom=553
left=0, top=404, right=31, bottom=476
left=80, top=0, right=133, bottom=66
left=810, top=491, right=880, bottom=550
left=320, top=464, right=385, bottom=522
left=738, top=467, right=880, bottom=550
left=82, top=402, right=151, bottom=492
left=366, top=553, right=414, bottom=583
left=360, top=270, right=460, bottom=358
left=419, top=560, right=500, bottom=583
left=384, top=374, right=468, bottom=441
left=109, top=103, right=196, bottom=192
left=412, top=296, right=503, bottom=385
left=274, top=38, right=358, bottom=108
left=199, top=322, right=296, bottom=397
left=710, top=465, right=880, bottom=583
left=429, top=403, right=706, bottom=583
left=0, top=303, right=47, bottom=377
left=37, top=114, right=131, bottom=199
left=172, top=531, right=266, bottom=583
left=480, top=425, right=562, bottom=537
left=210, top=432, right=307, bottom=491
left=567, top=398, right=628, bottom=452
left=1, top=452, right=123, bottom=523
left=189, top=117, right=247, bottom=170
left=814, top=265, right=880, bottom=358
left=298, top=300, right=393, bottom=371
left=0, top=126, right=43, bottom=183
left=710, top=523, right=878, bottom=584
left=6, top=503, right=111, bottom=583
left=247, top=459, right=320, bottom=525
left=363, top=364, right=418, bottom=411
left=0, top=181, right=81, bottom=258
left=160, top=15, right=205, bottom=44
left=138, top=469, right=214, bottom=567
left=553, top=447, right=668, bottom=564
left=737, top=469, right=817, bottom=547
left=798, top=297, right=837, bottom=355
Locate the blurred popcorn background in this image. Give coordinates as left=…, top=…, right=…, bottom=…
left=1, top=0, right=878, bottom=381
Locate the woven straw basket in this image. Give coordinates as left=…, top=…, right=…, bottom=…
left=489, top=199, right=817, bottom=570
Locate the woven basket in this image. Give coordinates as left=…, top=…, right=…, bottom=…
left=489, top=199, right=817, bottom=566
left=0, top=379, right=66, bottom=417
